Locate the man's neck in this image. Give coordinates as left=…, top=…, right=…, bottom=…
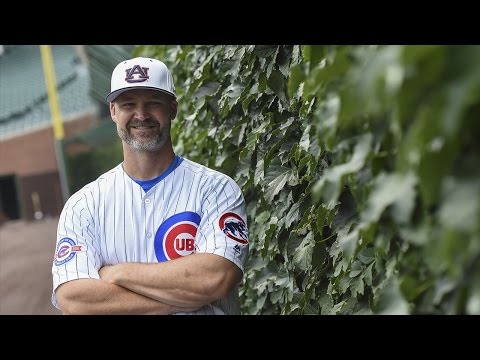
left=122, top=144, right=175, bottom=180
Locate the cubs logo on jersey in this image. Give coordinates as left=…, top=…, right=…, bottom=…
left=154, top=211, right=201, bottom=262
left=54, top=238, right=84, bottom=266
left=219, top=212, right=248, bottom=245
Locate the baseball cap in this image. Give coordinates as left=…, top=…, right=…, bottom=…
left=105, top=57, right=176, bottom=103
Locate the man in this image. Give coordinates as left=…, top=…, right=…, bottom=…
left=51, top=57, right=249, bottom=314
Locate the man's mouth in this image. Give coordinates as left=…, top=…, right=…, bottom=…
left=129, top=123, right=157, bottom=130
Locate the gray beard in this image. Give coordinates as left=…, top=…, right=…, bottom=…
left=117, top=125, right=170, bottom=152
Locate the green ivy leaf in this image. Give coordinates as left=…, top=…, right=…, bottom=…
left=288, top=64, right=305, bottom=100
left=303, top=302, right=320, bottom=315
left=254, top=45, right=278, bottom=58
left=255, top=211, right=271, bottom=225
left=299, top=124, right=311, bottom=153
left=439, top=178, right=480, bottom=233
left=266, top=48, right=279, bottom=78
left=235, top=157, right=251, bottom=187
left=328, top=300, right=347, bottom=315
left=285, top=202, right=300, bottom=229
left=242, top=94, right=254, bottom=114
left=312, top=242, right=327, bottom=268
left=291, top=205, right=312, bottom=233
left=336, top=225, right=359, bottom=261
left=264, top=165, right=295, bottom=203
left=316, top=205, right=328, bottom=232
left=466, top=282, right=480, bottom=315
left=267, top=70, right=287, bottom=104
left=292, top=45, right=302, bottom=65
left=358, top=247, right=375, bottom=265
left=256, top=294, right=267, bottom=311
left=275, top=191, right=294, bottom=223
left=349, top=260, right=363, bottom=278
left=375, top=277, right=410, bottom=315
left=262, top=218, right=278, bottom=258
left=240, top=132, right=259, bottom=160
left=364, top=262, right=374, bottom=286
left=286, top=233, right=303, bottom=259
left=351, top=277, right=365, bottom=297
left=194, top=81, right=221, bottom=100
left=274, top=267, right=291, bottom=288
left=361, top=172, right=417, bottom=226
left=254, top=158, right=264, bottom=186
left=264, top=139, right=283, bottom=171
left=270, top=288, right=284, bottom=304
left=293, top=231, right=315, bottom=271
left=304, top=45, right=325, bottom=70
left=246, top=256, right=270, bottom=272
left=313, top=133, right=372, bottom=208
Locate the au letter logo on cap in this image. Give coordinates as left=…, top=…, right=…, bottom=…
left=125, top=65, right=149, bottom=83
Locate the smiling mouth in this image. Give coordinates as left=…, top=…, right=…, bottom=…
left=130, top=125, right=156, bottom=129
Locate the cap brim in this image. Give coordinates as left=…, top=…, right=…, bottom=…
left=105, top=86, right=176, bottom=103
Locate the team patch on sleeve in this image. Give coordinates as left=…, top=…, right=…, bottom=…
left=54, top=238, right=84, bottom=266
left=219, top=212, right=248, bottom=244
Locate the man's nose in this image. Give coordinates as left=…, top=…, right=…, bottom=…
left=134, top=106, right=150, bottom=120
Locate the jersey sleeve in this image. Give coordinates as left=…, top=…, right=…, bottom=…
left=51, top=190, right=101, bottom=309
left=195, top=176, right=249, bottom=273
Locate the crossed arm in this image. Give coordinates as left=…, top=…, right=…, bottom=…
left=55, top=253, right=241, bottom=315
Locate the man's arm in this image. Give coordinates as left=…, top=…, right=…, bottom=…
left=100, top=253, right=242, bottom=308
left=55, top=278, right=200, bottom=315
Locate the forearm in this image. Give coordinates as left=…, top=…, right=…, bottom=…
left=55, top=278, right=198, bottom=315
left=102, top=254, right=241, bottom=308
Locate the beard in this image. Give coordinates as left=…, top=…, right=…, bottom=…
left=117, top=121, right=170, bottom=152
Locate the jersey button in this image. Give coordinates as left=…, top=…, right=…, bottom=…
left=146, top=232, right=152, bottom=238
left=145, top=198, right=151, bottom=204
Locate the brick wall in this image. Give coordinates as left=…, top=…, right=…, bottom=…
left=0, top=114, right=96, bottom=177
left=0, top=113, right=97, bottom=220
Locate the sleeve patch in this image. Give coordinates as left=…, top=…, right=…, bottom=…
left=218, top=212, right=248, bottom=245
left=54, top=237, right=84, bottom=266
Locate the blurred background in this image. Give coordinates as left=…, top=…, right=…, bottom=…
left=0, top=45, right=132, bottom=314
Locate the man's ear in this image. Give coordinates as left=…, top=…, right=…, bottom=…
left=170, top=100, right=178, bottom=120
left=110, top=102, right=117, bottom=123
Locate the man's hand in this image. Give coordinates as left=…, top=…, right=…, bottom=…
left=99, top=264, right=116, bottom=282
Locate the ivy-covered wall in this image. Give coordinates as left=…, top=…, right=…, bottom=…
left=132, top=45, right=480, bottom=314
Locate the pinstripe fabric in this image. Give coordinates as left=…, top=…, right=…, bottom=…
left=51, top=156, right=249, bottom=314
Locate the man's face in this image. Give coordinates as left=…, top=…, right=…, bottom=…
left=110, top=89, right=177, bottom=152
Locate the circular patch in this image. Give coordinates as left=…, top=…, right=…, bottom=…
left=54, top=238, right=82, bottom=266
left=219, top=212, right=248, bottom=244
left=155, top=212, right=201, bottom=262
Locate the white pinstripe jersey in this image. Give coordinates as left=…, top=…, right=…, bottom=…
left=51, top=156, right=249, bottom=315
